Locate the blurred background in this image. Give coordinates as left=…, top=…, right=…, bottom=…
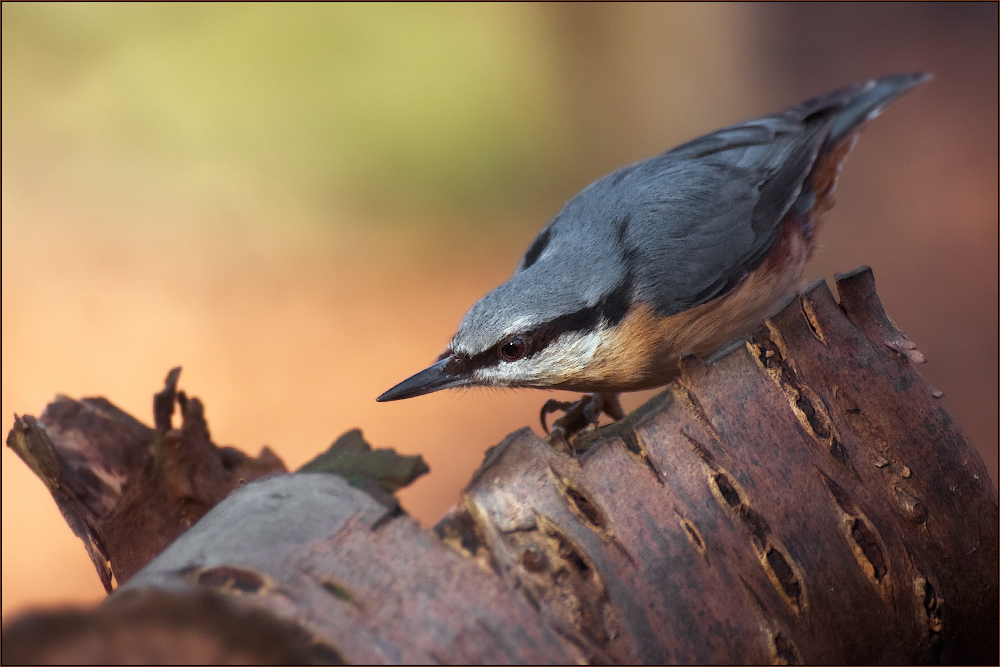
left=3, top=3, right=996, bottom=619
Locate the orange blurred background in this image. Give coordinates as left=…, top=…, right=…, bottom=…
left=3, top=4, right=996, bottom=619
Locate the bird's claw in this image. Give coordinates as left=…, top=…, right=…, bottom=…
left=540, top=399, right=575, bottom=435
left=541, top=393, right=625, bottom=449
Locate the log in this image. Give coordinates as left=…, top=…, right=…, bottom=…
left=3, top=268, right=997, bottom=664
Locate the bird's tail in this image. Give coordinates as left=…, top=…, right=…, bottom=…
left=786, top=73, right=930, bottom=241
left=792, top=72, right=931, bottom=147
left=829, top=72, right=930, bottom=145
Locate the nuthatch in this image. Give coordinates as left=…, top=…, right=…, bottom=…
left=377, top=73, right=929, bottom=432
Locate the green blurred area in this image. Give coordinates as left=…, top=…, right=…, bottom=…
left=2, top=3, right=568, bottom=219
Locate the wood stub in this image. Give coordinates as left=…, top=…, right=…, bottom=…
left=5, top=368, right=287, bottom=589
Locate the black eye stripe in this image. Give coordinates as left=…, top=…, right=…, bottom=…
left=448, top=314, right=596, bottom=374
left=446, top=276, right=635, bottom=375
left=444, top=354, right=469, bottom=375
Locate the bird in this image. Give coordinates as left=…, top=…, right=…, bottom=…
left=377, top=72, right=929, bottom=437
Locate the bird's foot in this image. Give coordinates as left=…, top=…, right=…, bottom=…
left=541, top=393, right=624, bottom=450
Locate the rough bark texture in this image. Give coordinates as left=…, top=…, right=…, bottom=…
left=5, top=368, right=287, bottom=591
left=3, top=268, right=998, bottom=664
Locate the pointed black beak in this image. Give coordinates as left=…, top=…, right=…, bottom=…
left=377, top=358, right=467, bottom=402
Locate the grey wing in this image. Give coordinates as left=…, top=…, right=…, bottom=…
left=619, top=114, right=834, bottom=317
left=513, top=73, right=925, bottom=322
left=509, top=116, right=831, bottom=319
left=623, top=74, right=927, bottom=315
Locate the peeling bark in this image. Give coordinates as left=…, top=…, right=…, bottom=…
left=4, top=268, right=997, bottom=664
left=6, top=368, right=287, bottom=590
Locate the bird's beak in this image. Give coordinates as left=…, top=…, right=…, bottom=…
left=376, top=357, right=468, bottom=402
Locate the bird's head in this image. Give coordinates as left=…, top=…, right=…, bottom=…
left=377, top=169, right=653, bottom=403
left=376, top=252, right=634, bottom=402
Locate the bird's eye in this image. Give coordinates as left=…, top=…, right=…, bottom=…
left=499, top=336, right=527, bottom=362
